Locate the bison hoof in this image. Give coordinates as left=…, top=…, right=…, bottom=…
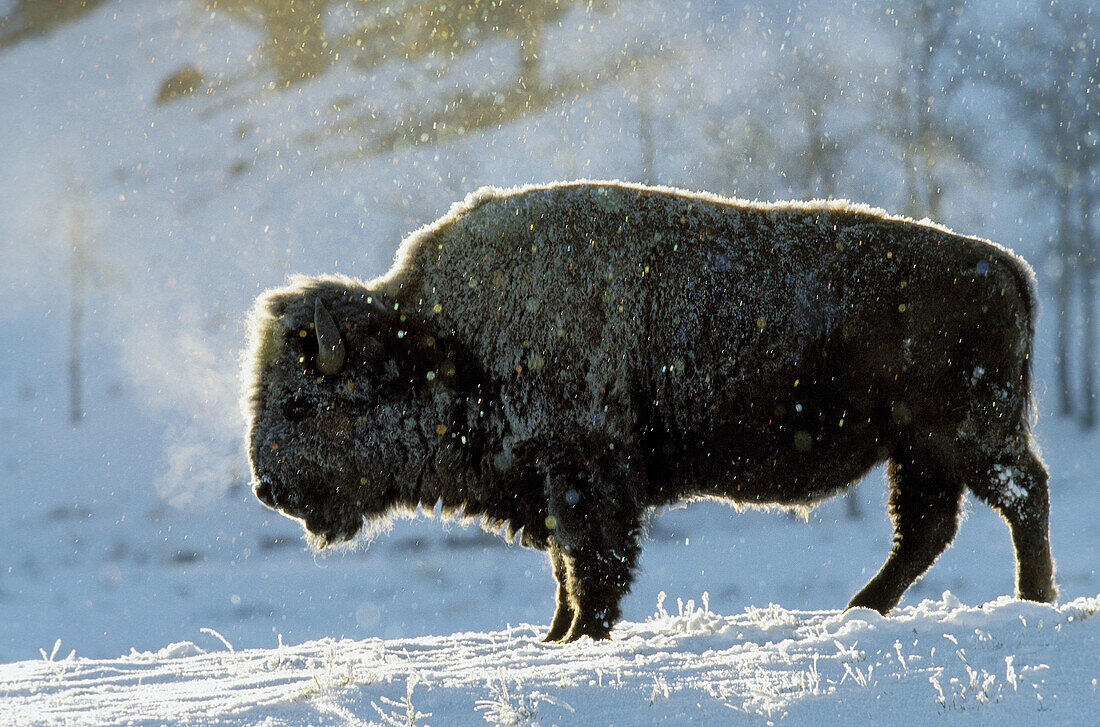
left=561, top=622, right=612, bottom=643
left=1017, top=582, right=1057, bottom=604
left=844, top=596, right=891, bottom=615
left=541, top=619, right=612, bottom=643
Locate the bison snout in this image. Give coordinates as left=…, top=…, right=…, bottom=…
left=254, top=479, right=277, bottom=508
left=302, top=510, right=363, bottom=548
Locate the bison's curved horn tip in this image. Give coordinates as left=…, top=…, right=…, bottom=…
left=314, top=298, right=346, bottom=375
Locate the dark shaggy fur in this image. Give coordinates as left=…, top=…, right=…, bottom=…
left=243, top=180, right=1056, bottom=642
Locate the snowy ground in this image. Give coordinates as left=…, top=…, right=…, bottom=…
left=1, top=0, right=1099, bottom=724
left=5, top=595, right=1099, bottom=726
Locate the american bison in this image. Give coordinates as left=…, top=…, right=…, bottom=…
left=243, top=181, right=1056, bottom=642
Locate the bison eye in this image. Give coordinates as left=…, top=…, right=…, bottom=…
left=282, top=394, right=313, bottom=422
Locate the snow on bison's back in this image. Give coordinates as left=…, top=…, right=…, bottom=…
left=243, top=181, right=1056, bottom=643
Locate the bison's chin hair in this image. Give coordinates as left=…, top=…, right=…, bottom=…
left=299, top=502, right=475, bottom=552
left=300, top=512, right=396, bottom=553
left=303, top=528, right=347, bottom=552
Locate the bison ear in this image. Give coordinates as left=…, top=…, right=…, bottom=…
left=314, top=298, right=346, bottom=375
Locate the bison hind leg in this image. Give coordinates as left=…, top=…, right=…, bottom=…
left=847, top=440, right=964, bottom=614
left=964, top=434, right=1056, bottom=603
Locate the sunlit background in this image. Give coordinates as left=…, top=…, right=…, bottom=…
left=0, top=0, right=1096, bottom=661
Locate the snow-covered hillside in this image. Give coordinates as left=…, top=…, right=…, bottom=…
left=1, top=0, right=1098, bottom=724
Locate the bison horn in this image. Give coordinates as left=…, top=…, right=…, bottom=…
left=314, top=299, right=345, bottom=376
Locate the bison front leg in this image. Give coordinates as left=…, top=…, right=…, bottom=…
left=555, top=529, right=641, bottom=642
left=848, top=442, right=964, bottom=614
left=542, top=542, right=575, bottom=642
left=540, top=447, right=644, bottom=642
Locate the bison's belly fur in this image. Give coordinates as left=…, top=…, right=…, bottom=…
left=244, top=181, right=1056, bottom=643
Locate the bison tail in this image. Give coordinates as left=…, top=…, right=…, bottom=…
left=1001, top=246, right=1039, bottom=429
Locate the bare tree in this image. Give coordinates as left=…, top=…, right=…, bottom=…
left=870, top=0, right=982, bottom=222
left=69, top=185, right=87, bottom=425
left=1082, top=185, right=1097, bottom=427
left=692, top=10, right=882, bottom=204
left=773, top=39, right=854, bottom=200
left=1004, top=0, right=1100, bottom=426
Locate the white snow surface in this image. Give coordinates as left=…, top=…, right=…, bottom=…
left=6, top=594, right=1098, bottom=726
left=1, top=0, right=1099, bottom=724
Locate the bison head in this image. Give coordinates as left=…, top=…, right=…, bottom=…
left=242, top=276, right=456, bottom=549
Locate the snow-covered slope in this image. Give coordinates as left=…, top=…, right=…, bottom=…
left=5, top=595, right=1098, bottom=726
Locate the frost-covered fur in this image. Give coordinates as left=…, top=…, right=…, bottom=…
left=243, top=180, right=1056, bottom=642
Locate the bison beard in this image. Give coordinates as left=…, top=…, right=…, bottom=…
left=242, top=181, right=1056, bottom=642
